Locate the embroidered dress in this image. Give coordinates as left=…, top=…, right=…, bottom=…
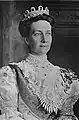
left=0, top=54, right=79, bottom=120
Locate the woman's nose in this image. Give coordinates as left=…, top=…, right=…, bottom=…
left=41, top=34, right=46, bottom=43
left=41, top=39, right=45, bottom=43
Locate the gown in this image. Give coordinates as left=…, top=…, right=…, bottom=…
left=0, top=53, right=79, bottom=120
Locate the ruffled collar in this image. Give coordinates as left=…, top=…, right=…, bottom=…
left=26, top=53, right=48, bottom=65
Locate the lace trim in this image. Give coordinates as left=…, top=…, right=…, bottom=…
left=9, top=60, right=79, bottom=119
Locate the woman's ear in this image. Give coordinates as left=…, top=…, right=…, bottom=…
left=24, top=37, right=29, bottom=45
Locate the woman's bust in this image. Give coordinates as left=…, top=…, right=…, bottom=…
left=0, top=6, right=79, bottom=120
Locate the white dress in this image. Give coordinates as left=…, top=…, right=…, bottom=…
left=0, top=53, right=79, bottom=120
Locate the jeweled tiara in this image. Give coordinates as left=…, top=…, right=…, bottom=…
left=22, top=6, right=49, bottom=21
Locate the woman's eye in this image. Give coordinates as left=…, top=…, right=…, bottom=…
left=46, top=32, right=52, bottom=36
left=34, top=32, right=41, bottom=36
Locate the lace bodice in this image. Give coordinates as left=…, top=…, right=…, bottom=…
left=0, top=54, right=79, bottom=120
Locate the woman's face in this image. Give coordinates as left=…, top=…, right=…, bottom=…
left=27, top=20, right=52, bottom=56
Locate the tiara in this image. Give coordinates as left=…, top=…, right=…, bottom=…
left=22, top=6, right=49, bottom=21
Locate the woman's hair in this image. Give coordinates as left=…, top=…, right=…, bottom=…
left=18, top=13, right=54, bottom=38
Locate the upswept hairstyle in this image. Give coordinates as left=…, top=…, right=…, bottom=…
left=18, top=13, right=55, bottom=38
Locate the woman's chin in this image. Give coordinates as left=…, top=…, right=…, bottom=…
left=36, top=50, right=49, bottom=55
left=30, top=48, right=50, bottom=56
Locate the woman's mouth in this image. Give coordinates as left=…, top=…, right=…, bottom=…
left=40, top=45, right=48, bottom=47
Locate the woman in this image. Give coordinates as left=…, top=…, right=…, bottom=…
left=0, top=6, right=79, bottom=120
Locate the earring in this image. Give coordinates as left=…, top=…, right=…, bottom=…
left=24, top=38, right=29, bottom=45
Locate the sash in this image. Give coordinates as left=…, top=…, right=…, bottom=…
left=8, top=64, right=77, bottom=120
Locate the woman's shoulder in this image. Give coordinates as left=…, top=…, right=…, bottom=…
left=0, top=65, right=15, bottom=83
left=0, top=58, right=32, bottom=83
left=51, top=64, right=79, bottom=87
left=49, top=61, right=77, bottom=79
left=0, top=60, right=25, bottom=83
left=57, top=66, right=78, bottom=81
left=56, top=65, right=79, bottom=95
